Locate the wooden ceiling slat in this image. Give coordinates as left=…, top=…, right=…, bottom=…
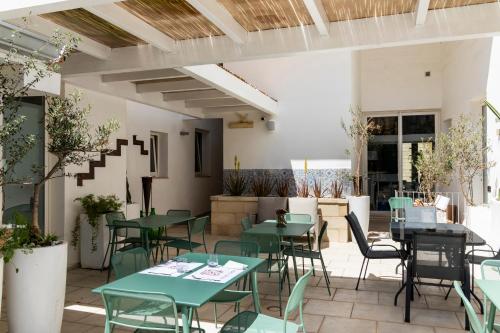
left=118, top=0, right=224, bottom=40
left=218, top=0, right=313, bottom=32
left=41, top=8, right=145, bottom=48
left=429, top=0, right=498, bottom=10
left=320, top=0, right=416, bottom=22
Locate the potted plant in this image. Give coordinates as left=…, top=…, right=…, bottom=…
left=225, top=155, right=247, bottom=196
left=442, top=114, right=495, bottom=240
left=275, top=178, right=290, bottom=197
left=72, top=194, right=122, bottom=269
left=3, top=88, right=119, bottom=332
left=251, top=172, right=274, bottom=197
left=342, top=106, right=379, bottom=238
left=413, top=137, right=452, bottom=203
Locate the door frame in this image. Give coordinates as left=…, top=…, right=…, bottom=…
left=362, top=109, right=441, bottom=209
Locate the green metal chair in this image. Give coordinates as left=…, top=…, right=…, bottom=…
left=284, top=221, right=331, bottom=295
left=111, top=247, right=149, bottom=279
left=210, top=240, right=260, bottom=327
left=241, top=216, right=252, bottom=232
left=103, top=211, right=143, bottom=281
left=219, top=270, right=313, bottom=333
left=242, top=233, right=290, bottom=316
left=388, top=197, right=413, bottom=222
left=283, top=213, right=315, bottom=275
left=165, top=216, right=209, bottom=255
left=153, top=209, right=192, bottom=261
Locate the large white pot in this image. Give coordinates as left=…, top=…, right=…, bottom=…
left=80, top=214, right=110, bottom=269
left=347, top=195, right=370, bottom=239
left=6, top=242, right=67, bottom=333
left=0, top=256, right=3, bottom=314
left=465, top=204, right=496, bottom=248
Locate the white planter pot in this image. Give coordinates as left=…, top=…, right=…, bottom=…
left=0, top=256, right=3, bottom=314
left=6, top=242, right=67, bottom=333
left=465, top=204, right=497, bottom=249
left=347, top=195, right=370, bottom=239
left=80, top=214, right=110, bottom=269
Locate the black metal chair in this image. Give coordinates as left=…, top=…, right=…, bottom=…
left=283, top=221, right=331, bottom=295
left=403, top=232, right=470, bottom=328
left=345, top=212, right=407, bottom=290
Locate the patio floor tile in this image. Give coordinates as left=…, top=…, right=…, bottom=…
left=351, top=302, right=404, bottom=323
left=410, top=308, right=463, bottom=329
left=318, top=316, right=376, bottom=333
left=333, top=288, right=378, bottom=304
left=303, top=299, right=353, bottom=317
left=377, top=321, right=434, bottom=333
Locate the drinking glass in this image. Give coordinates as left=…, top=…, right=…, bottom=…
left=176, top=257, right=188, bottom=273
left=207, top=254, right=219, bottom=267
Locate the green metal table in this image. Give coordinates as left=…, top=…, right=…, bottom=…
left=94, top=252, right=264, bottom=333
left=476, top=279, right=500, bottom=332
left=110, top=214, right=194, bottom=257
left=243, top=221, right=313, bottom=281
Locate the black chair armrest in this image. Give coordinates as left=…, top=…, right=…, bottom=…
left=466, top=247, right=498, bottom=258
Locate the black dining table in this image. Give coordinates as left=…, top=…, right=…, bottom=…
left=390, top=222, right=485, bottom=326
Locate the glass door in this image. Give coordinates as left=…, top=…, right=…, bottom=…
left=367, top=113, right=436, bottom=212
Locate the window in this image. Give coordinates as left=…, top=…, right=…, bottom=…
left=150, top=131, right=168, bottom=177
left=195, top=129, right=210, bottom=176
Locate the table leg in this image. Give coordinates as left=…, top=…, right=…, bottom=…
left=251, top=271, right=261, bottom=313
left=404, top=263, right=412, bottom=322
left=107, top=227, right=117, bottom=282
left=486, top=301, right=496, bottom=332
left=306, top=231, right=315, bottom=276
left=181, top=306, right=191, bottom=333
left=290, top=238, right=299, bottom=281
left=143, top=229, right=151, bottom=258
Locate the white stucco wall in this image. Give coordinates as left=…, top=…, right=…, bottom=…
left=222, top=51, right=355, bottom=170
left=360, top=43, right=443, bottom=112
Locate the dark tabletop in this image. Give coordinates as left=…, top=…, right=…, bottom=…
left=390, top=222, right=485, bottom=246
left=244, top=221, right=312, bottom=237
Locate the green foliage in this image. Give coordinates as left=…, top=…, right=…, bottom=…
left=225, top=155, right=247, bottom=196
left=72, top=194, right=122, bottom=251
left=0, top=28, right=78, bottom=187
left=251, top=173, right=274, bottom=197
left=0, top=213, right=58, bottom=264
left=312, top=177, right=325, bottom=198
left=414, top=138, right=453, bottom=202
left=441, top=115, right=495, bottom=206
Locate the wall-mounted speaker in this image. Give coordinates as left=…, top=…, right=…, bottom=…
left=266, top=120, right=276, bottom=131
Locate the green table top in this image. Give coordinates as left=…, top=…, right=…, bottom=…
left=117, top=215, right=194, bottom=229
left=93, top=253, right=264, bottom=308
left=476, top=279, right=500, bottom=308
left=244, top=221, right=312, bottom=237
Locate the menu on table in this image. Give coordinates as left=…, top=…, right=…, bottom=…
left=139, top=261, right=203, bottom=277
left=183, top=261, right=247, bottom=283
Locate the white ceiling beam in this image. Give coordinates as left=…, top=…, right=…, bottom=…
left=163, top=89, right=227, bottom=101
left=7, top=16, right=111, bottom=60
left=84, top=3, right=176, bottom=52
left=415, top=0, right=431, bottom=25
left=185, top=0, right=247, bottom=44
left=186, top=97, right=245, bottom=108
left=0, top=0, right=121, bottom=20
left=202, top=105, right=259, bottom=114
left=180, top=65, right=278, bottom=116
left=63, top=2, right=500, bottom=76
left=64, top=76, right=205, bottom=118
left=303, top=0, right=330, bottom=36
left=101, top=69, right=185, bottom=82
left=136, top=79, right=209, bottom=93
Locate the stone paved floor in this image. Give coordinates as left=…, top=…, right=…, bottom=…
left=0, top=231, right=494, bottom=333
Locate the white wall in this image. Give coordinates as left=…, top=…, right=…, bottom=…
left=486, top=37, right=500, bottom=203
left=441, top=38, right=493, bottom=205
left=126, top=101, right=223, bottom=216
left=360, top=43, right=443, bottom=112
left=222, top=51, right=355, bottom=170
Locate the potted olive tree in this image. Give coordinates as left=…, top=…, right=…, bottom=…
left=443, top=114, right=495, bottom=241
left=342, top=106, right=379, bottom=238
left=0, top=29, right=78, bottom=320
left=4, top=90, right=118, bottom=333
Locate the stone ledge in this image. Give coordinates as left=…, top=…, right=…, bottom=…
left=210, top=195, right=258, bottom=202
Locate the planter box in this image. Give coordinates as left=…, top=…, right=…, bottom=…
left=467, top=203, right=500, bottom=250
left=80, top=214, right=110, bottom=269
left=211, top=195, right=258, bottom=236
left=318, top=198, right=349, bottom=243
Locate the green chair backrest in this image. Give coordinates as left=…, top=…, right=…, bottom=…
left=388, top=197, right=413, bottom=210
left=481, top=259, right=500, bottom=280
left=317, top=222, right=328, bottom=247
left=105, top=211, right=128, bottom=237
left=189, top=216, right=209, bottom=236
left=240, top=216, right=252, bottom=231
left=285, top=213, right=312, bottom=224
left=101, top=288, right=178, bottom=332
left=241, top=233, right=281, bottom=254
left=167, top=209, right=191, bottom=217
left=111, top=247, right=149, bottom=280
left=284, top=269, right=313, bottom=332
left=214, top=240, right=259, bottom=258
left=453, top=281, right=483, bottom=333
